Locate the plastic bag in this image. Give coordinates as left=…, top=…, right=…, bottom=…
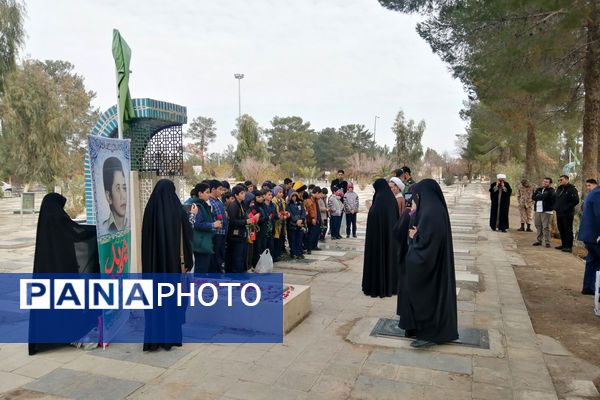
left=595, top=271, right=600, bottom=316
left=255, top=249, right=273, bottom=273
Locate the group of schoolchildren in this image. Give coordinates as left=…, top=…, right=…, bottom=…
left=184, top=169, right=360, bottom=274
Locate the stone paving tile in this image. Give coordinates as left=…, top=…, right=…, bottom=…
left=0, top=371, right=34, bottom=394
left=62, top=354, right=165, bottom=382
left=275, top=367, right=319, bottom=391
left=24, top=369, right=141, bottom=400
left=472, top=382, right=512, bottom=399
left=11, top=359, right=63, bottom=379
left=89, top=343, right=189, bottom=368
left=350, top=375, right=425, bottom=399
left=369, top=348, right=473, bottom=375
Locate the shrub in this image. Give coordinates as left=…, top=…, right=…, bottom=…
left=443, top=174, right=455, bottom=186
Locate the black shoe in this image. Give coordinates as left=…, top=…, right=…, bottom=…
left=526, top=226, right=533, bottom=232
left=555, top=246, right=564, bottom=250
left=346, top=234, right=350, bottom=238
left=404, top=329, right=416, bottom=338
left=299, top=254, right=305, bottom=259
left=336, top=235, right=343, bottom=239
left=545, top=243, right=551, bottom=248
left=307, top=250, right=312, bottom=255
left=501, top=229, right=507, bottom=232
left=532, top=242, right=542, bottom=246
left=517, top=227, right=525, bottom=231
left=290, top=255, right=297, bottom=260
left=582, top=289, right=595, bottom=295
left=561, top=248, right=572, bottom=253
left=353, top=235, right=357, bottom=238
left=410, top=339, right=436, bottom=349
left=312, top=248, right=322, bottom=251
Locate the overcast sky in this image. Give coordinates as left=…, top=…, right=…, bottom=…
left=22, top=0, right=467, bottom=155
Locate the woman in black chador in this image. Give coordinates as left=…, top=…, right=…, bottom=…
left=141, top=179, right=193, bottom=351
left=399, top=179, right=458, bottom=348
left=362, top=178, right=399, bottom=297
left=29, top=193, right=100, bottom=355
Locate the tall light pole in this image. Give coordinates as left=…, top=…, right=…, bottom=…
left=234, top=73, right=244, bottom=123
left=373, top=115, right=380, bottom=143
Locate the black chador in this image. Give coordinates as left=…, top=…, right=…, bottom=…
left=141, top=179, right=193, bottom=351
left=399, top=179, right=458, bottom=344
left=362, top=178, right=399, bottom=297
left=29, top=193, right=100, bottom=355
left=394, top=207, right=413, bottom=333
left=489, top=179, right=512, bottom=231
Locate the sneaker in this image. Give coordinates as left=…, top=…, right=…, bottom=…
left=545, top=243, right=551, bottom=248
left=561, top=248, right=572, bottom=253
left=532, top=242, right=542, bottom=246
left=555, top=246, right=564, bottom=250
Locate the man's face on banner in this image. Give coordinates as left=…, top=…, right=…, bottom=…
left=106, top=170, right=127, bottom=218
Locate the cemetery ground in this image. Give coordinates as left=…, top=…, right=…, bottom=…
left=0, top=183, right=599, bottom=399
left=508, top=201, right=600, bottom=397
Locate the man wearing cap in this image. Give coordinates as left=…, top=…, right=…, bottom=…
left=489, top=174, right=512, bottom=232
left=400, top=166, right=416, bottom=191
left=516, top=179, right=535, bottom=232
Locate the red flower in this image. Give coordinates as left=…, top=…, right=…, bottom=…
left=217, top=215, right=223, bottom=220
left=269, top=213, right=273, bottom=217
left=280, top=211, right=285, bottom=215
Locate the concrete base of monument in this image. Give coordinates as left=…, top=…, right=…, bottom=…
left=346, top=317, right=504, bottom=358
left=283, top=284, right=311, bottom=334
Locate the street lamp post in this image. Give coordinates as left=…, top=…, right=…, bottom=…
left=234, top=73, right=244, bottom=122
left=373, top=115, right=380, bottom=142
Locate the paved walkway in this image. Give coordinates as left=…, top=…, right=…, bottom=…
left=0, top=183, right=583, bottom=399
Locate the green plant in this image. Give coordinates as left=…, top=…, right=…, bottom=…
left=443, top=174, right=455, bottom=186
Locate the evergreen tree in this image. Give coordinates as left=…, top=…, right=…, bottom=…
left=0, top=60, right=97, bottom=188
left=185, top=116, right=217, bottom=167
left=266, top=116, right=315, bottom=176
left=338, top=124, right=374, bottom=154
left=232, top=114, right=268, bottom=177
left=391, top=110, right=425, bottom=166
left=313, top=127, right=353, bottom=172
left=0, top=0, right=26, bottom=94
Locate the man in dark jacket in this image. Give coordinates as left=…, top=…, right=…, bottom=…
left=330, top=169, right=348, bottom=194
left=532, top=177, right=556, bottom=248
left=578, top=179, right=600, bottom=294
left=553, top=175, right=579, bottom=252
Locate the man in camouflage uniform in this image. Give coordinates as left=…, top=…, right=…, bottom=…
left=517, top=179, right=534, bottom=231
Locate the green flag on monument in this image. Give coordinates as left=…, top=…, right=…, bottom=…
left=112, top=29, right=135, bottom=133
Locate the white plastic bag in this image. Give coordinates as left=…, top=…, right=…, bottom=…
left=255, top=249, right=273, bottom=273
left=595, top=271, right=600, bottom=316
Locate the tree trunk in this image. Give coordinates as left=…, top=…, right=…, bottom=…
left=525, top=119, right=538, bottom=181
left=582, top=7, right=600, bottom=196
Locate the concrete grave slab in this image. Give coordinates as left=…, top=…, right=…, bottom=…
left=24, top=369, right=141, bottom=400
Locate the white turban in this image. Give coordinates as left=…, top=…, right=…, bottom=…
left=497, top=174, right=507, bottom=179
left=390, top=177, right=405, bottom=191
